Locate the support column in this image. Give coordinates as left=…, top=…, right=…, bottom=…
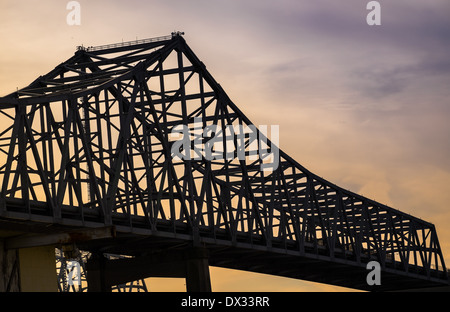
left=17, top=246, right=58, bottom=292
left=185, top=248, right=212, bottom=292
left=0, top=241, right=20, bottom=292
left=86, top=253, right=112, bottom=292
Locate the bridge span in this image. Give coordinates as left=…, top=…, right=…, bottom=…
left=0, top=33, right=448, bottom=292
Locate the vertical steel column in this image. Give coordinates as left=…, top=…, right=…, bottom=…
left=86, top=253, right=112, bottom=292
left=185, top=248, right=212, bottom=292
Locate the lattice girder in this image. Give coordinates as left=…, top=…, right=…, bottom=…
left=0, top=34, right=447, bottom=288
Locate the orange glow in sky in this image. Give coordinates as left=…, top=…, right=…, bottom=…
left=1, top=0, right=450, bottom=292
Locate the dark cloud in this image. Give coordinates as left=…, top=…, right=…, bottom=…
left=349, top=57, right=450, bottom=100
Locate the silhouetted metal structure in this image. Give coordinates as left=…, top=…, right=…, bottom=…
left=56, top=247, right=148, bottom=292
left=0, top=33, right=448, bottom=291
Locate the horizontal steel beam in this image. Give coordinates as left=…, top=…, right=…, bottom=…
left=5, top=226, right=115, bottom=250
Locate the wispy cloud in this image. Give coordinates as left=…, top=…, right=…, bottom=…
left=1, top=0, right=449, bottom=291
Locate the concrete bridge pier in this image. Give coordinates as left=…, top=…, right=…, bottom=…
left=185, top=248, right=212, bottom=292
left=86, top=247, right=212, bottom=292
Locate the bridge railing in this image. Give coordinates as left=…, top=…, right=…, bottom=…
left=77, top=35, right=174, bottom=52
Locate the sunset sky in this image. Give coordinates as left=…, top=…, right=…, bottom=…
left=1, top=0, right=450, bottom=291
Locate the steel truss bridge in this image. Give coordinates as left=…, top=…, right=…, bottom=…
left=0, top=33, right=448, bottom=292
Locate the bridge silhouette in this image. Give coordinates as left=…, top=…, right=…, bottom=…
left=0, top=33, right=448, bottom=292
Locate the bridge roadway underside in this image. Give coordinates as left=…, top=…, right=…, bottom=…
left=80, top=240, right=447, bottom=292
left=0, top=216, right=448, bottom=292
left=76, top=231, right=449, bottom=292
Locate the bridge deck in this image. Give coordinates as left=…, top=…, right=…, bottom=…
left=1, top=205, right=448, bottom=291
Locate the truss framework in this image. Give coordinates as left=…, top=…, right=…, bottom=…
left=56, top=248, right=148, bottom=292
left=0, top=34, right=447, bottom=289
